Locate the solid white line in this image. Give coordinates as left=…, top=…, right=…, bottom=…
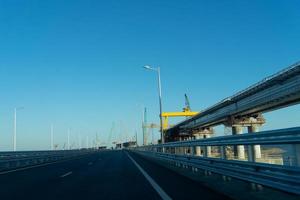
left=60, top=171, right=73, bottom=178
left=126, top=152, right=172, bottom=200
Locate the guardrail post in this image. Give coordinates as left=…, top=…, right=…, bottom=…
left=251, top=183, right=263, bottom=192
left=222, top=175, right=231, bottom=182
left=203, top=145, right=208, bottom=157
left=296, top=144, right=300, bottom=166
left=220, top=145, right=227, bottom=159
left=289, top=144, right=300, bottom=166
left=189, top=137, right=194, bottom=155
left=247, top=145, right=255, bottom=162
left=192, top=145, right=196, bottom=156
left=183, top=138, right=187, bottom=155
left=175, top=146, right=179, bottom=155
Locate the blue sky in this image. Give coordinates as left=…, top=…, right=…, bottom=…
left=0, top=0, right=300, bottom=150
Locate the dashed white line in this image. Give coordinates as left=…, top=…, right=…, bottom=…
left=126, top=152, right=172, bottom=200
left=60, top=171, right=73, bottom=178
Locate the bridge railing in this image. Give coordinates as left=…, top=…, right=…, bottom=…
left=0, top=149, right=97, bottom=172
left=131, top=127, right=300, bottom=195
left=229, top=61, right=300, bottom=102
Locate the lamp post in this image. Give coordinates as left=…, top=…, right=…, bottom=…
left=143, top=65, right=164, bottom=143
left=67, top=128, right=71, bottom=150
left=51, top=124, right=54, bottom=150
left=86, top=136, right=89, bottom=149
left=78, top=133, right=82, bottom=149
left=13, top=107, right=24, bottom=151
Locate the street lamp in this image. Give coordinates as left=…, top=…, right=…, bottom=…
left=13, top=107, right=24, bottom=151
left=51, top=124, right=54, bottom=150
left=67, top=128, right=71, bottom=150
left=143, top=65, right=164, bottom=143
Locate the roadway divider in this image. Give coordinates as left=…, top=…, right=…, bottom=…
left=0, top=149, right=97, bottom=173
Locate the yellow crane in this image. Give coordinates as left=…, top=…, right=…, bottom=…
left=143, top=94, right=199, bottom=135
left=162, top=94, right=199, bottom=130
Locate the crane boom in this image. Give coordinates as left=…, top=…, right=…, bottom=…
left=184, top=94, right=191, bottom=112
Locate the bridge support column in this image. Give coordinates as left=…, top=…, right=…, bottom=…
left=193, top=134, right=202, bottom=156
left=226, top=114, right=265, bottom=161
left=188, top=137, right=194, bottom=155
left=205, top=134, right=212, bottom=157
left=192, top=128, right=213, bottom=157
left=232, top=126, right=245, bottom=160
left=248, top=125, right=262, bottom=161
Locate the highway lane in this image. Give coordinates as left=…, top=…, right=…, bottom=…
left=129, top=152, right=230, bottom=200
left=0, top=150, right=230, bottom=200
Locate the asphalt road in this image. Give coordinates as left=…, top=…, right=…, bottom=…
left=0, top=150, right=230, bottom=200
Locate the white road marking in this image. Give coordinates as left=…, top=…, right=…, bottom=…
left=0, top=158, right=79, bottom=175
left=88, top=162, right=93, bottom=165
left=60, top=171, right=73, bottom=178
left=126, top=152, right=172, bottom=200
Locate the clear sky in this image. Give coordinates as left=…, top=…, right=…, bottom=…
left=0, top=0, right=300, bottom=151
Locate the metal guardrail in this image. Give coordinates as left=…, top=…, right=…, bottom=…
left=0, top=149, right=96, bottom=172
left=159, top=127, right=300, bottom=147
left=131, top=127, right=300, bottom=195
